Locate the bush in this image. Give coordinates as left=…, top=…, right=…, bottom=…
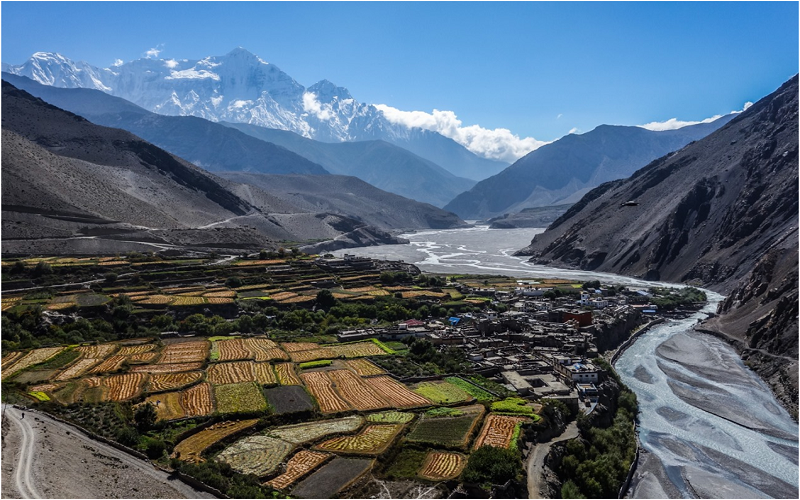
left=143, top=437, right=166, bottom=459
left=462, top=446, right=522, bottom=486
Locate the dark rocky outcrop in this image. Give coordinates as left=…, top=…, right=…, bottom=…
left=518, top=76, right=799, bottom=413
left=487, top=204, right=572, bottom=229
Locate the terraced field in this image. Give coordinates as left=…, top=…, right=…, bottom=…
left=413, top=380, right=474, bottom=404
left=366, top=411, right=415, bottom=424
left=364, top=376, right=431, bottom=408
left=217, top=435, right=295, bottom=477
left=314, top=424, right=403, bottom=455
left=325, top=341, right=386, bottom=358
left=406, top=404, right=485, bottom=449
left=88, top=355, right=127, bottom=374
left=253, top=363, right=277, bottom=385
left=131, top=362, right=204, bottom=373
left=216, top=339, right=250, bottom=361
left=327, top=370, right=389, bottom=411
left=75, top=344, right=118, bottom=359
left=275, top=363, right=302, bottom=385
left=265, top=385, right=315, bottom=414
left=344, top=358, right=385, bottom=376
left=418, top=451, right=466, bottom=480
left=291, top=457, right=374, bottom=499
left=287, top=348, right=331, bottom=363
left=214, top=382, right=268, bottom=414
left=207, top=361, right=257, bottom=385
left=56, top=358, right=102, bottom=380
left=145, top=392, right=185, bottom=421
left=268, top=416, right=364, bottom=444
left=181, top=382, right=215, bottom=417
left=148, top=371, right=203, bottom=392
left=265, top=450, right=332, bottom=490
left=172, top=419, right=259, bottom=462
left=105, top=373, right=147, bottom=401
left=473, top=414, right=529, bottom=449
left=2, top=347, right=67, bottom=380
left=244, top=338, right=286, bottom=361
left=117, top=344, right=156, bottom=356
left=158, top=341, right=209, bottom=364
left=300, top=371, right=351, bottom=413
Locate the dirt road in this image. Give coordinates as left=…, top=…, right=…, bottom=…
left=1, top=405, right=215, bottom=499
left=526, top=421, right=579, bottom=499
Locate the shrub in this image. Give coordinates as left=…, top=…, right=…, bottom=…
left=462, top=446, right=521, bottom=486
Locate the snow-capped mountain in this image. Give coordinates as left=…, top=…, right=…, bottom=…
left=3, top=48, right=508, bottom=180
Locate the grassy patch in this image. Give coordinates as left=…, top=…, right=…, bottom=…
left=367, top=411, right=415, bottom=424
left=413, top=380, right=472, bottom=404
left=384, top=448, right=428, bottom=480
left=425, top=407, right=462, bottom=417
left=445, top=377, right=496, bottom=402
left=214, top=382, right=268, bottom=415
left=371, top=338, right=396, bottom=355
left=35, top=348, right=80, bottom=370
left=490, top=397, right=537, bottom=417
left=28, top=391, right=50, bottom=401
left=299, top=359, right=333, bottom=369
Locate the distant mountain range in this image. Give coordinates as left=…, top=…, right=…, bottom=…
left=219, top=122, right=475, bottom=206
left=518, top=76, right=798, bottom=413
left=3, top=49, right=509, bottom=182
left=3, top=72, right=475, bottom=207
left=1, top=81, right=465, bottom=255
left=445, top=115, right=735, bottom=219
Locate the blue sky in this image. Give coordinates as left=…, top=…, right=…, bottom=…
left=2, top=1, right=798, bottom=148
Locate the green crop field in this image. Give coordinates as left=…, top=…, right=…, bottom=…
left=445, top=377, right=495, bottom=402
left=413, top=380, right=473, bottom=404
left=406, top=404, right=485, bottom=449
left=214, top=382, right=268, bottom=414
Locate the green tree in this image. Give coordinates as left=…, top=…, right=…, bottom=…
left=225, top=276, right=243, bottom=288
left=316, top=289, right=335, bottom=310
left=462, top=446, right=522, bottom=485
left=134, top=402, right=157, bottom=432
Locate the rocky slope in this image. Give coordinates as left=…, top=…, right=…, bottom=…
left=444, top=116, right=734, bottom=219
left=1, top=82, right=408, bottom=254
left=518, top=76, right=798, bottom=412
left=487, top=204, right=572, bottom=229
left=221, top=122, right=476, bottom=207
left=5, top=73, right=476, bottom=206
left=2, top=72, right=329, bottom=175
left=3, top=49, right=509, bottom=181
left=218, top=173, right=465, bottom=231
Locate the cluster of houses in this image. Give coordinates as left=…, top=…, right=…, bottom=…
left=339, top=280, right=665, bottom=413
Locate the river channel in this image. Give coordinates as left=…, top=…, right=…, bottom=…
left=333, top=226, right=799, bottom=498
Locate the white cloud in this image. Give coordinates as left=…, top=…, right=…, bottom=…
left=569, top=127, right=580, bottom=134
left=112, top=58, right=124, bottom=67
left=557, top=113, right=563, bottom=119
left=374, top=105, right=548, bottom=162
left=302, top=92, right=333, bottom=121
left=144, top=45, right=163, bottom=59
left=638, top=102, right=753, bottom=131
left=164, top=59, right=179, bottom=69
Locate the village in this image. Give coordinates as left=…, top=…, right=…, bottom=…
left=0, top=252, right=705, bottom=499
left=326, top=256, right=674, bottom=415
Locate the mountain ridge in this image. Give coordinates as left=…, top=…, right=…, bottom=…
left=444, top=116, right=735, bottom=219
left=4, top=49, right=509, bottom=181
left=517, top=75, right=799, bottom=414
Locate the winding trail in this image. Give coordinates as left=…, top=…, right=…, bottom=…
left=5, top=405, right=42, bottom=498
left=526, top=421, right=579, bottom=499
left=1, top=405, right=214, bottom=499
